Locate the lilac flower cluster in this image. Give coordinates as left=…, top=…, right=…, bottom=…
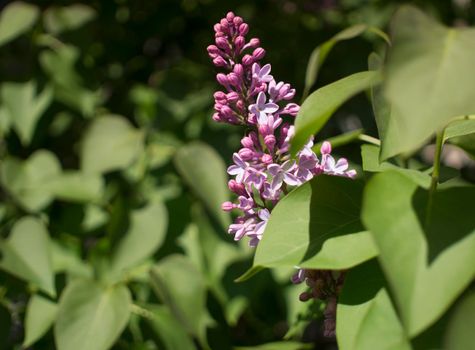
left=208, top=12, right=356, bottom=247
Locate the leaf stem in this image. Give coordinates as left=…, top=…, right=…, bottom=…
left=130, top=304, right=156, bottom=321
left=426, top=130, right=444, bottom=227
left=357, top=134, right=381, bottom=146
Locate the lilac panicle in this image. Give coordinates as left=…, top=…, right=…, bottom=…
left=208, top=12, right=356, bottom=247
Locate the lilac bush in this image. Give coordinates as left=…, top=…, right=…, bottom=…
left=207, top=11, right=356, bottom=248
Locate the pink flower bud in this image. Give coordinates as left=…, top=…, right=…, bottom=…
left=226, top=91, right=239, bottom=102
left=213, top=56, right=227, bottom=67
left=261, top=154, right=273, bottom=164
left=212, top=113, right=221, bottom=122
left=241, top=136, right=254, bottom=148
left=213, top=23, right=221, bottom=32
left=233, top=16, right=243, bottom=26
left=216, top=73, right=229, bottom=86
left=249, top=38, right=260, bottom=47
left=252, top=47, right=265, bottom=60
left=226, top=12, right=235, bottom=22
left=214, top=91, right=227, bottom=101
left=220, top=18, right=228, bottom=28
left=234, top=36, right=245, bottom=52
left=207, top=45, right=220, bottom=54
left=242, top=54, right=253, bottom=66
left=233, top=63, right=244, bottom=77
left=238, top=148, right=254, bottom=160
left=220, top=105, right=234, bottom=117
left=229, top=179, right=246, bottom=195
left=221, top=201, right=235, bottom=211
left=215, top=37, right=228, bottom=49
left=259, top=124, right=270, bottom=136
left=227, top=72, right=240, bottom=87
left=321, top=141, right=332, bottom=155
left=239, top=23, right=249, bottom=36
left=236, top=100, right=245, bottom=111
left=264, top=135, right=276, bottom=150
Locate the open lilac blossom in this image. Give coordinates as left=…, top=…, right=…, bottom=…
left=208, top=11, right=356, bottom=247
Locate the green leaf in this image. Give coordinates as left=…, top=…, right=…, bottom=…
left=361, top=144, right=431, bottom=188
left=444, top=292, right=475, bottom=350
left=150, top=255, right=207, bottom=341
left=292, top=71, right=381, bottom=155
left=44, top=4, right=96, bottom=34
left=23, top=295, right=58, bottom=347
left=47, top=171, right=104, bottom=203
left=443, top=119, right=475, bottom=142
left=50, top=240, right=92, bottom=278
left=303, top=24, right=367, bottom=99
left=254, top=176, right=378, bottom=270
left=235, top=341, right=312, bottom=350
left=112, top=196, right=168, bottom=273
left=0, top=217, right=55, bottom=296
left=1, top=81, right=52, bottom=145
left=383, top=6, right=475, bottom=157
left=337, top=260, right=411, bottom=350
left=80, top=115, right=144, bottom=174
left=145, top=304, right=196, bottom=350
left=174, top=141, right=230, bottom=230
left=1, top=150, right=60, bottom=212
left=54, top=280, right=131, bottom=350
left=0, top=2, right=39, bottom=46
left=362, top=171, right=475, bottom=336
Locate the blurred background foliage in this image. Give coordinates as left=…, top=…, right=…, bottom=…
left=0, top=0, right=474, bottom=349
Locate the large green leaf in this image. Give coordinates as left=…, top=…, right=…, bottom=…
left=383, top=6, right=475, bottom=157
left=253, top=176, right=377, bottom=270
left=337, top=260, right=411, bottom=350
left=145, top=304, right=196, bottom=350
left=111, top=196, right=168, bottom=273
left=444, top=292, right=475, bottom=350
left=1, top=150, right=61, bottom=212
left=47, top=171, right=104, bottom=203
left=361, top=144, right=431, bottom=188
left=292, top=71, right=381, bottom=155
left=150, top=255, right=207, bottom=342
left=0, top=2, right=39, bottom=46
left=44, top=4, right=96, bottom=34
left=54, top=280, right=131, bottom=350
left=174, top=141, right=230, bottom=230
left=303, top=24, right=367, bottom=99
left=362, top=171, right=475, bottom=336
left=23, top=295, right=58, bottom=347
left=1, top=81, right=52, bottom=145
left=0, top=217, right=55, bottom=296
left=80, top=115, right=144, bottom=174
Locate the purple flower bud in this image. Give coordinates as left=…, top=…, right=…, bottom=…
left=212, top=113, right=221, bottom=122
left=213, top=23, right=221, bottom=32
left=321, top=141, right=332, bottom=155
left=252, top=47, right=266, bottom=60
left=215, top=31, right=226, bottom=38
left=242, top=54, right=254, bottom=66
left=261, top=154, right=273, bottom=164
left=239, top=23, right=249, bottom=36
left=226, top=91, right=239, bottom=102
left=229, top=179, right=246, bottom=195
left=258, top=124, right=271, bottom=136
left=226, top=11, right=235, bottom=22
left=235, top=36, right=245, bottom=52
left=233, top=16, right=243, bottom=26
left=214, top=91, right=227, bottom=101
left=213, top=56, right=227, bottom=67
left=227, top=72, right=240, bottom=87
left=249, top=38, right=260, bottom=47
left=220, top=18, right=229, bottom=28
left=299, top=292, right=312, bottom=302
left=264, top=134, right=276, bottom=150
left=238, top=148, right=254, bottom=160
left=236, top=100, right=245, bottom=111
left=220, top=105, right=234, bottom=117
left=216, top=73, right=229, bottom=86
left=215, top=36, right=229, bottom=50
left=222, top=201, right=235, bottom=211
left=241, top=136, right=254, bottom=148
left=282, top=103, right=300, bottom=116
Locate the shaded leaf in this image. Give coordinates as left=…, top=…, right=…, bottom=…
left=80, top=115, right=144, bottom=174
left=54, top=280, right=131, bottom=350
left=292, top=71, right=381, bottom=155
left=0, top=217, right=55, bottom=296
left=23, top=295, right=58, bottom=347
left=362, top=171, right=475, bottom=336
left=174, top=141, right=230, bottom=230
left=0, top=2, right=39, bottom=46
left=444, top=292, right=475, bottom=350
left=44, top=4, right=96, bottom=34
left=235, top=341, right=312, bottom=350
left=383, top=6, right=475, bottom=157
left=254, top=176, right=378, bottom=270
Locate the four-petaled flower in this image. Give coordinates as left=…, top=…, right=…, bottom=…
left=249, top=92, right=279, bottom=125
left=252, top=63, right=273, bottom=83
left=227, top=153, right=248, bottom=183
left=268, top=160, right=300, bottom=191
left=228, top=216, right=256, bottom=241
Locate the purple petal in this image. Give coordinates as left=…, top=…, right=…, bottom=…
left=334, top=158, right=349, bottom=173
left=263, top=103, right=279, bottom=114
left=256, top=92, right=266, bottom=106
left=283, top=172, right=301, bottom=186
left=260, top=64, right=271, bottom=76
left=267, top=163, right=281, bottom=176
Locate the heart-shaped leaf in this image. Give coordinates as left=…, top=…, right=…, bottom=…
left=54, top=280, right=131, bottom=350
left=0, top=2, right=39, bottom=46
left=23, top=295, right=58, bottom=347
left=362, top=171, right=475, bottom=336
left=0, top=217, right=55, bottom=296
left=253, top=176, right=378, bottom=271
left=382, top=6, right=475, bottom=157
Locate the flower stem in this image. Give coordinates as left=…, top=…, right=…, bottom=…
left=358, top=134, right=381, bottom=146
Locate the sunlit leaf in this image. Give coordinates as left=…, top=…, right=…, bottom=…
left=362, top=171, right=475, bottom=336
left=383, top=6, right=475, bottom=157
left=0, top=2, right=39, bottom=46
left=47, top=171, right=104, bottom=203
left=44, top=4, right=96, bottom=34
left=80, top=115, right=144, bottom=174
left=292, top=71, right=381, bottom=155
left=23, top=295, right=58, bottom=347
left=55, top=280, right=131, bottom=350
left=174, top=141, right=230, bottom=230
left=254, top=176, right=378, bottom=270
left=0, top=217, right=55, bottom=296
